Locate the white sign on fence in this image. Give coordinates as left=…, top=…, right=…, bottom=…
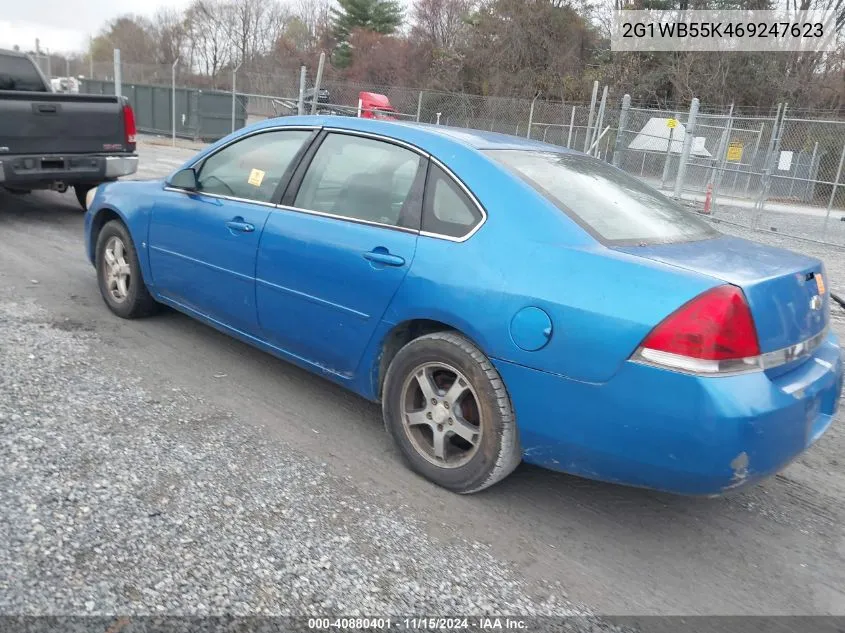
left=778, top=150, right=794, bottom=171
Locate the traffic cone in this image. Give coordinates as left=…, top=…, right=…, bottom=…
left=702, top=183, right=713, bottom=215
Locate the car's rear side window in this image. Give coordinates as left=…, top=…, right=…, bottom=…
left=485, top=149, right=718, bottom=244
left=0, top=54, right=48, bottom=91
left=422, top=164, right=482, bottom=239
left=293, top=133, right=423, bottom=229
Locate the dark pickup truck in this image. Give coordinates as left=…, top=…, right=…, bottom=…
left=0, top=48, right=138, bottom=209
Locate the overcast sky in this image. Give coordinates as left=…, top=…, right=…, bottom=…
left=0, top=0, right=194, bottom=54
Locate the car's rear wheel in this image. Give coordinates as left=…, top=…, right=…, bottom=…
left=382, top=331, right=522, bottom=493
left=95, top=220, right=157, bottom=319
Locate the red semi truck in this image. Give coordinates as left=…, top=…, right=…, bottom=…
left=357, top=92, right=399, bottom=120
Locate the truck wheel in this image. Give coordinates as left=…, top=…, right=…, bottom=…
left=74, top=185, right=93, bottom=211
left=382, top=331, right=522, bottom=494
left=95, top=220, right=158, bottom=319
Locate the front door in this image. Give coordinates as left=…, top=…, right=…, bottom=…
left=148, top=128, right=314, bottom=334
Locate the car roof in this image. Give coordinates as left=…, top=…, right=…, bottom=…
left=252, top=115, right=576, bottom=155
left=0, top=48, right=29, bottom=58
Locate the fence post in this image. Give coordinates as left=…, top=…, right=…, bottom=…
left=808, top=141, right=819, bottom=201
left=171, top=58, right=179, bottom=146
left=113, top=49, right=122, bottom=97
left=583, top=81, right=599, bottom=152
left=310, top=51, right=326, bottom=116
left=710, top=103, right=734, bottom=208
left=567, top=107, right=576, bottom=148
left=296, top=66, right=307, bottom=116
left=823, top=142, right=845, bottom=237
left=527, top=91, right=540, bottom=139
left=231, top=63, right=241, bottom=133
left=612, top=94, right=631, bottom=167
left=744, top=121, right=766, bottom=197
left=590, top=86, right=608, bottom=156
left=673, top=97, right=699, bottom=199
left=660, top=112, right=680, bottom=190
left=416, top=91, right=423, bottom=123
left=755, top=103, right=786, bottom=223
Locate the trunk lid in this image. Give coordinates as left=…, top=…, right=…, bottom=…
left=616, top=235, right=829, bottom=356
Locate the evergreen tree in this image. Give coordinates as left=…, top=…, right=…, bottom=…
left=332, top=0, right=404, bottom=42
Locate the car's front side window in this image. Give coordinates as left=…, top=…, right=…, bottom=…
left=196, top=130, right=313, bottom=204
left=293, top=133, right=423, bottom=228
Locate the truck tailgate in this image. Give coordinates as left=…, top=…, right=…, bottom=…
left=0, top=91, right=127, bottom=155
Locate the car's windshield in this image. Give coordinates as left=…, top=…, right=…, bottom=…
left=486, top=149, right=718, bottom=244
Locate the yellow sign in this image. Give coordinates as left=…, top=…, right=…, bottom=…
left=726, top=142, right=743, bottom=162
left=247, top=168, right=265, bottom=187
left=667, top=118, right=678, bottom=129
left=817, top=273, right=826, bottom=295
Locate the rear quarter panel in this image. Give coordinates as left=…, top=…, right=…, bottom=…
left=382, top=156, right=722, bottom=384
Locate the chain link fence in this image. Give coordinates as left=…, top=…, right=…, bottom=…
left=72, top=50, right=845, bottom=247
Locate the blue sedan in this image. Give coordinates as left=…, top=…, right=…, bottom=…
left=83, top=116, right=843, bottom=495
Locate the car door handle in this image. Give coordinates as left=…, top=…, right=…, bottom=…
left=225, top=219, right=255, bottom=233
left=363, top=250, right=405, bottom=267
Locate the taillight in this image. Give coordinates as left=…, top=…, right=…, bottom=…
left=122, top=104, right=137, bottom=146
left=632, top=285, right=762, bottom=375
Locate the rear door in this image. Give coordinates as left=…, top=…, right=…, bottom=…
left=148, top=128, right=315, bottom=335
left=256, top=131, right=427, bottom=375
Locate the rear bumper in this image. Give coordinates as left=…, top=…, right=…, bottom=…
left=0, top=154, right=138, bottom=187
left=495, top=332, right=843, bottom=495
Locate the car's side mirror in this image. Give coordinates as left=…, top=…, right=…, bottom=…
left=168, top=167, right=198, bottom=191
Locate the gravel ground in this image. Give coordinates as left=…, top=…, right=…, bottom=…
left=0, top=295, right=602, bottom=621
left=0, top=291, right=616, bottom=621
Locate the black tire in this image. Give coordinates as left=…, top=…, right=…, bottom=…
left=382, top=331, right=522, bottom=494
left=74, top=184, right=93, bottom=211
left=95, top=220, right=158, bottom=319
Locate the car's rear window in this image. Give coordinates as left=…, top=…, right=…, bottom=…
left=0, top=54, right=48, bottom=92
left=485, top=149, right=718, bottom=244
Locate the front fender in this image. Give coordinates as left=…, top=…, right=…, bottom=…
left=84, top=180, right=164, bottom=290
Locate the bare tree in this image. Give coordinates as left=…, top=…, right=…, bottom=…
left=195, top=0, right=288, bottom=66
left=185, top=0, right=232, bottom=83
left=90, top=15, right=157, bottom=63
left=411, top=0, right=476, bottom=49
left=294, top=0, right=334, bottom=45
left=153, top=8, right=188, bottom=65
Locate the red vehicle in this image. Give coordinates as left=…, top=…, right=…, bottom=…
left=358, top=92, right=398, bottom=120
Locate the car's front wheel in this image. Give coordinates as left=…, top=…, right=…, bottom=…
left=382, top=332, right=522, bottom=493
left=95, top=220, right=157, bottom=319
